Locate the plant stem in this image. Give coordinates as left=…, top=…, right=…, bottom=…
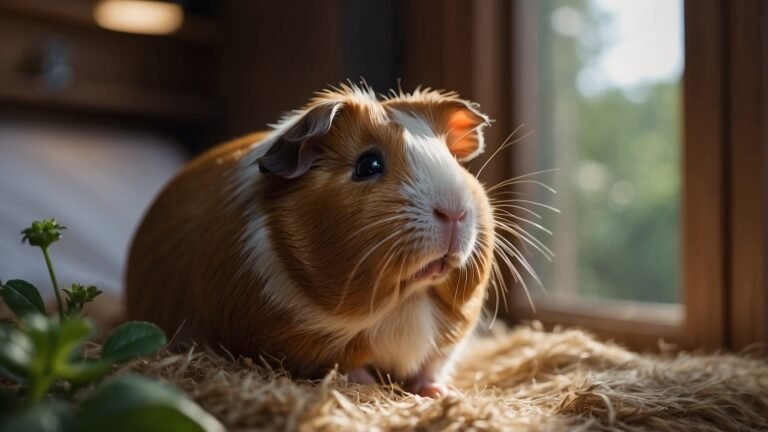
left=28, top=376, right=54, bottom=405
left=41, top=247, right=65, bottom=320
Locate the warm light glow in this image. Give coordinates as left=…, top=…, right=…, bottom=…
left=94, top=0, right=183, bottom=35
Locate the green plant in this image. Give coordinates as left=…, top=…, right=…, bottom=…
left=0, top=219, right=223, bottom=432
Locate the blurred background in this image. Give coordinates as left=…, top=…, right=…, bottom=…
left=518, top=0, right=682, bottom=306
left=1, top=0, right=763, bottom=350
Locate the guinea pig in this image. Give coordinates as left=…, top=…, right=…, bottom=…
left=126, top=84, right=496, bottom=397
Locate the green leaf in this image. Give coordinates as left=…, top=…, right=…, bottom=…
left=51, top=318, right=93, bottom=379
left=21, top=314, right=56, bottom=380
left=0, top=324, right=33, bottom=380
left=101, top=322, right=166, bottom=363
left=57, top=359, right=112, bottom=385
left=0, top=400, right=77, bottom=432
left=78, top=374, right=224, bottom=432
left=14, top=316, right=95, bottom=401
left=20, top=314, right=60, bottom=401
left=22, top=317, right=99, bottom=385
left=0, top=279, right=46, bottom=318
left=52, top=318, right=107, bottom=384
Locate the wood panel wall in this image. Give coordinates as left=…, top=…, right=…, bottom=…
left=216, top=0, right=345, bottom=139
left=727, top=0, right=768, bottom=350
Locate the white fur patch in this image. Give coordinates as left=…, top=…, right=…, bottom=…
left=389, top=109, right=436, bottom=140
left=432, top=331, right=470, bottom=382
left=393, top=111, right=479, bottom=266
left=367, top=294, right=437, bottom=377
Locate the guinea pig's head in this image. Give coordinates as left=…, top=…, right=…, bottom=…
left=253, top=85, right=495, bottom=318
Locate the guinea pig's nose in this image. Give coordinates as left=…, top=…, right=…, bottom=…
left=433, top=207, right=468, bottom=223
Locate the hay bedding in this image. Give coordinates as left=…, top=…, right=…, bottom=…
left=120, top=324, right=768, bottom=431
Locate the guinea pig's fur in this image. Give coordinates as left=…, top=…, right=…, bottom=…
left=126, top=84, right=496, bottom=396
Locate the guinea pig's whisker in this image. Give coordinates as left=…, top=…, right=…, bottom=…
left=493, top=237, right=537, bottom=314
left=494, top=214, right=554, bottom=252
left=393, top=251, right=409, bottom=304
left=336, top=229, right=405, bottom=314
left=369, top=237, right=406, bottom=314
left=486, top=167, right=559, bottom=189
left=493, top=257, right=509, bottom=304
left=493, top=217, right=539, bottom=258
left=488, top=179, right=558, bottom=194
left=458, top=266, right=467, bottom=308
left=492, top=239, right=523, bottom=287
left=487, top=258, right=505, bottom=329
left=492, top=198, right=561, bottom=214
left=491, top=191, right=528, bottom=198
left=475, top=125, right=531, bottom=178
left=347, top=214, right=408, bottom=238
left=485, top=169, right=559, bottom=193
left=453, top=262, right=463, bottom=308
left=473, top=234, right=507, bottom=316
left=468, top=251, right=484, bottom=299
left=469, top=246, right=482, bottom=276
left=495, top=235, right=544, bottom=288
left=491, top=202, right=545, bottom=220
left=454, top=256, right=471, bottom=309
left=499, top=241, right=543, bottom=302
left=493, top=208, right=553, bottom=235
left=494, top=220, right=555, bottom=261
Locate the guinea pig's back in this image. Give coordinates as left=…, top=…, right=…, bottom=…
left=125, top=132, right=269, bottom=341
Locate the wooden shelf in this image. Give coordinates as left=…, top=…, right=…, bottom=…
left=0, top=72, right=214, bottom=123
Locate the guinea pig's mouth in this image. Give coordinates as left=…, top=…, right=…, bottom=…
left=406, top=254, right=459, bottom=283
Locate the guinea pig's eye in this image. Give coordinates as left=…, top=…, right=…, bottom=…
left=353, top=152, right=385, bottom=181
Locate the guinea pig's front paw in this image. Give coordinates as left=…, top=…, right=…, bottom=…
left=417, top=381, right=455, bottom=398
left=406, top=376, right=459, bottom=398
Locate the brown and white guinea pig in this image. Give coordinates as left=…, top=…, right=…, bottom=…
left=125, top=84, right=496, bottom=397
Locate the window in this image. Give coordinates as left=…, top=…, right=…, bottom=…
left=516, top=0, right=683, bottom=306
left=504, top=0, right=767, bottom=350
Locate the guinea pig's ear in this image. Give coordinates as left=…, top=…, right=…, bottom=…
left=257, top=101, right=343, bottom=178
left=442, top=101, right=491, bottom=162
